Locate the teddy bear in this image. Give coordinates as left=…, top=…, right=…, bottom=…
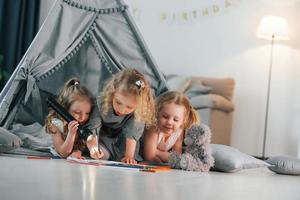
left=168, top=124, right=214, bottom=172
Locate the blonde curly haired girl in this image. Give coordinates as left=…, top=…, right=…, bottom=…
left=91, top=69, right=155, bottom=164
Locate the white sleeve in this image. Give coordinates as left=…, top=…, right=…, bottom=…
left=51, top=118, right=64, bottom=133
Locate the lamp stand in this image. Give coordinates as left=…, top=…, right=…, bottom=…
left=262, top=35, right=274, bottom=159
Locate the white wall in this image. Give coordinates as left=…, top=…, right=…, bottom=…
left=40, top=0, right=300, bottom=157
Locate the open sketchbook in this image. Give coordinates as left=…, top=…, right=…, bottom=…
left=0, top=148, right=171, bottom=172
left=66, top=157, right=171, bottom=172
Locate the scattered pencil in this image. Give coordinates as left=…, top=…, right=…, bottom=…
left=27, top=156, right=51, bottom=160
left=140, top=168, right=156, bottom=173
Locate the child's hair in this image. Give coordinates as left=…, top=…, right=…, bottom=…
left=45, top=78, right=93, bottom=133
left=100, top=69, right=155, bottom=125
left=156, top=91, right=200, bottom=129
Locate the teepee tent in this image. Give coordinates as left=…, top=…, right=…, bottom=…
left=0, top=0, right=168, bottom=155
left=0, top=0, right=168, bottom=132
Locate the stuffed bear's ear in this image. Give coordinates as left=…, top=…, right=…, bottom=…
left=184, top=137, right=193, bottom=146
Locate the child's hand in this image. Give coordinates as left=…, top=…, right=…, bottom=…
left=86, top=135, right=104, bottom=160
left=89, top=147, right=104, bottom=160
left=68, top=120, right=79, bottom=135
left=121, top=156, right=137, bottom=164
left=69, top=150, right=84, bottom=159
left=122, top=138, right=137, bottom=164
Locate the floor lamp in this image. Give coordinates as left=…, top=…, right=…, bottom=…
left=256, top=16, right=290, bottom=159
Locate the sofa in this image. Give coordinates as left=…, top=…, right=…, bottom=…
left=165, top=74, right=235, bottom=145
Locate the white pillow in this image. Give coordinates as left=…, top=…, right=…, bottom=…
left=166, top=75, right=190, bottom=92
left=189, top=95, right=213, bottom=109
left=185, top=84, right=212, bottom=98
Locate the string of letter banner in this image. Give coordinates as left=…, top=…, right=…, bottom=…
left=129, top=0, right=240, bottom=25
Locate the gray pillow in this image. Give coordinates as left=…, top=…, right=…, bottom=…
left=10, top=123, right=52, bottom=150
left=0, top=127, right=22, bottom=151
left=185, top=84, right=212, bottom=98
left=266, top=156, right=300, bottom=175
left=211, top=144, right=269, bottom=172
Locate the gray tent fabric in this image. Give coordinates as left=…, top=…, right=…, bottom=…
left=0, top=0, right=168, bottom=131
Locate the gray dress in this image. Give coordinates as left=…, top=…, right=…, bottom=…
left=88, top=97, right=145, bottom=161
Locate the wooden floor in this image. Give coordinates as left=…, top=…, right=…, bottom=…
left=0, top=156, right=299, bottom=200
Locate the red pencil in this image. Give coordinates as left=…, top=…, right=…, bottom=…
left=27, top=156, right=51, bottom=160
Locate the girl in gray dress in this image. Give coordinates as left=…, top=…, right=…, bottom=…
left=91, top=69, right=155, bottom=164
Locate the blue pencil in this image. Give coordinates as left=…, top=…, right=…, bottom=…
left=105, top=163, right=148, bottom=169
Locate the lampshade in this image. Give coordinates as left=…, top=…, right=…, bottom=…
left=256, top=16, right=290, bottom=41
